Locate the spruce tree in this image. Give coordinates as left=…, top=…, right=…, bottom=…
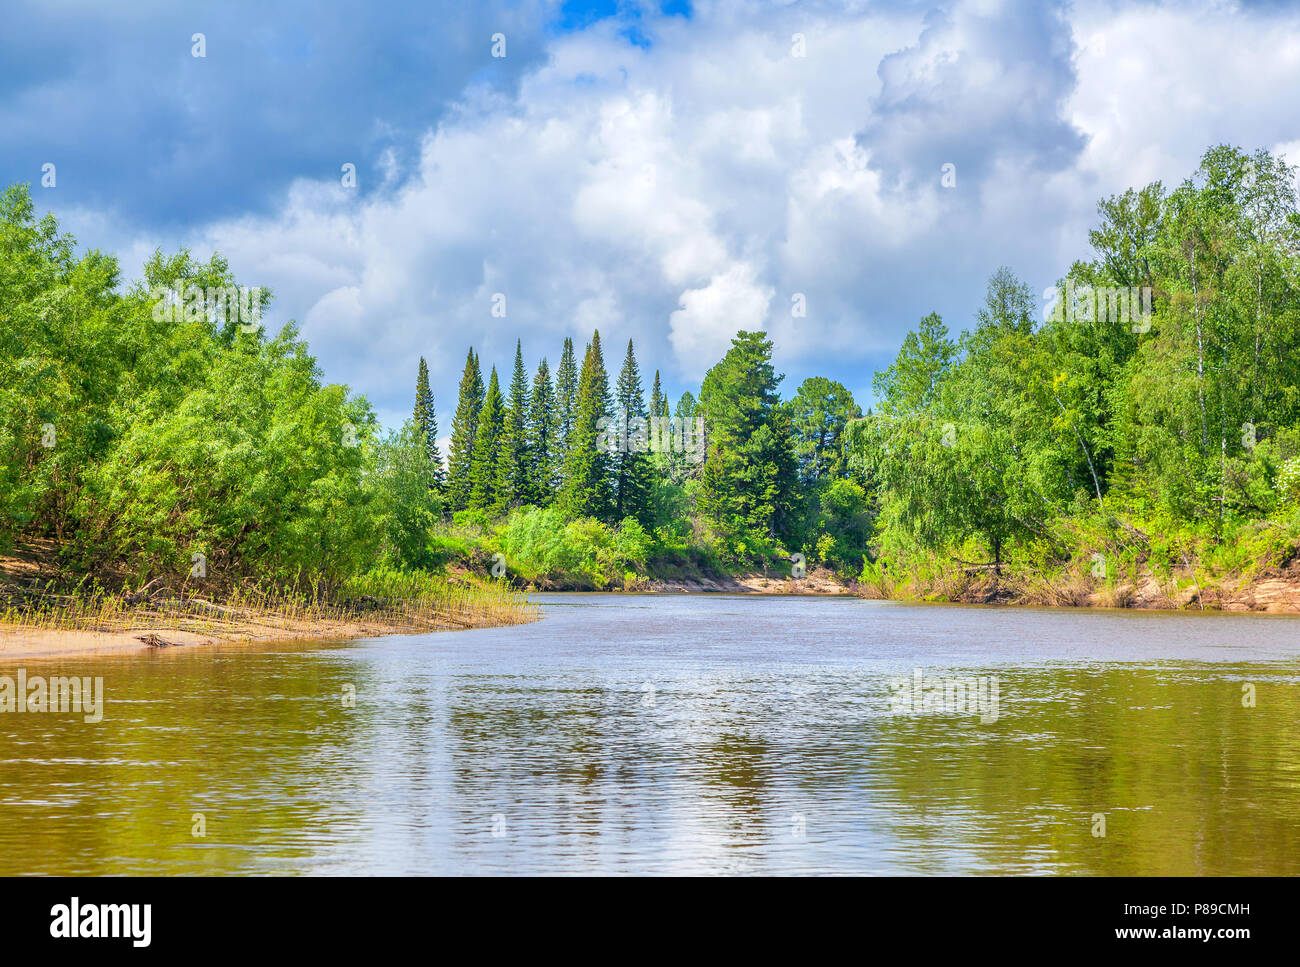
left=648, top=369, right=671, bottom=478
left=529, top=357, right=557, bottom=504
left=446, top=349, right=483, bottom=509
left=613, top=339, right=653, bottom=525
left=697, top=331, right=797, bottom=544
left=467, top=367, right=502, bottom=511
left=650, top=370, right=667, bottom=419
left=413, top=356, right=445, bottom=489
left=555, top=337, right=578, bottom=471
left=498, top=340, right=532, bottom=507
left=557, top=332, right=613, bottom=521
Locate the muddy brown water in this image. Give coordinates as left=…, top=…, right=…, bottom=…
left=1, top=593, right=1298, bottom=874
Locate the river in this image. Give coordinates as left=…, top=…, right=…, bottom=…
left=2, top=593, right=1298, bottom=875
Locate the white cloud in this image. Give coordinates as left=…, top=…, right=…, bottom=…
left=104, top=0, right=1300, bottom=424
left=669, top=262, right=774, bottom=374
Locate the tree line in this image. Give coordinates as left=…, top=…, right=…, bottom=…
left=409, top=327, right=871, bottom=572
left=853, top=144, right=1300, bottom=574
left=9, top=141, right=1288, bottom=592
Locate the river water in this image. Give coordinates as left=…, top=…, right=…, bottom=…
left=2, top=593, right=1299, bottom=875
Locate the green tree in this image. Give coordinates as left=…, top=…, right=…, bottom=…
left=469, top=368, right=504, bottom=510
left=446, top=349, right=483, bottom=509
left=613, top=339, right=654, bottom=526
left=556, top=332, right=613, bottom=520
left=372, top=420, right=443, bottom=568
left=787, top=376, right=861, bottom=484
left=650, top=370, right=668, bottom=419
left=696, top=331, right=797, bottom=552
left=498, top=340, right=531, bottom=507
left=872, top=312, right=956, bottom=416
left=412, top=356, right=445, bottom=490
left=668, top=390, right=700, bottom=483
left=529, top=357, right=557, bottom=504
left=555, top=337, right=578, bottom=472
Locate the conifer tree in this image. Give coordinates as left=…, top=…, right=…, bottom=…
left=697, top=331, right=797, bottom=543
left=650, top=370, right=668, bottom=419
left=557, top=332, right=613, bottom=520
left=555, top=337, right=578, bottom=471
left=468, top=367, right=504, bottom=510
left=669, top=390, right=700, bottom=483
left=498, top=340, right=532, bottom=507
left=446, top=349, right=483, bottom=509
left=529, top=357, right=557, bottom=503
left=613, top=339, right=653, bottom=525
left=413, top=357, right=445, bottom=489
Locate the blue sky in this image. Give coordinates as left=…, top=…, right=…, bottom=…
left=7, top=0, right=1300, bottom=440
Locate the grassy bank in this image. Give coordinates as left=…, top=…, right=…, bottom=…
left=427, top=506, right=858, bottom=593
left=0, top=554, right=538, bottom=657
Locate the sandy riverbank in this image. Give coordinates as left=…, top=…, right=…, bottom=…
left=0, top=616, right=443, bottom=660
left=639, top=569, right=855, bottom=594
left=0, top=605, right=536, bottom=660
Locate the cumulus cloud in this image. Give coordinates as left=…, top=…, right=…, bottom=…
left=670, top=263, right=774, bottom=371
left=44, top=0, right=1300, bottom=427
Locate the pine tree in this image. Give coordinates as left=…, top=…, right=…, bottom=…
left=446, top=349, right=483, bottom=509
left=469, top=367, right=504, bottom=510
left=650, top=370, right=667, bottom=419
left=498, top=340, right=531, bottom=507
left=557, top=332, right=613, bottom=521
left=529, top=357, right=557, bottom=504
left=555, top=337, right=578, bottom=471
left=413, top=357, right=445, bottom=489
left=613, top=339, right=653, bottom=525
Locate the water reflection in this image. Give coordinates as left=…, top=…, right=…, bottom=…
left=1, top=596, right=1298, bottom=874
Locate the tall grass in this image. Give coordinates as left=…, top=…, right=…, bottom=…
left=0, top=566, right=537, bottom=643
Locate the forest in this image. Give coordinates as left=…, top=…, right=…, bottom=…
left=4, top=143, right=1300, bottom=603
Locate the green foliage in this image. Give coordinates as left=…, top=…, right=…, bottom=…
left=0, top=184, right=394, bottom=584
left=469, top=368, right=505, bottom=510
left=494, top=507, right=650, bottom=587
left=697, top=331, right=798, bottom=554
left=1277, top=456, right=1300, bottom=504
left=26, top=140, right=1300, bottom=601
left=556, top=331, right=613, bottom=521
left=371, top=421, right=444, bottom=569
left=612, top=338, right=654, bottom=526
left=872, top=312, right=956, bottom=415
left=805, top=478, right=873, bottom=572
left=498, top=341, right=532, bottom=507
left=446, top=349, right=483, bottom=510
left=787, top=376, right=861, bottom=484
left=529, top=356, right=557, bottom=504
left=852, top=144, right=1300, bottom=585
left=555, top=337, right=578, bottom=461
left=413, top=356, right=443, bottom=487
left=649, top=370, right=668, bottom=418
